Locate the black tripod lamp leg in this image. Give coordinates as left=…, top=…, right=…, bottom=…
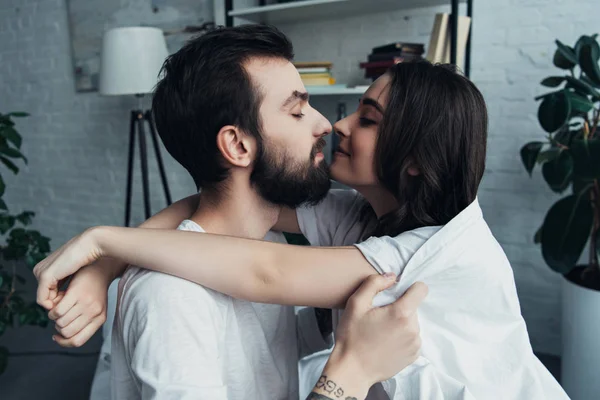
left=145, top=111, right=172, bottom=206
left=124, top=111, right=137, bottom=227
left=137, top=112, right=152, bottom=220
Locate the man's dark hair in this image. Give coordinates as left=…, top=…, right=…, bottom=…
left=152, top=25, right=294, bottom=190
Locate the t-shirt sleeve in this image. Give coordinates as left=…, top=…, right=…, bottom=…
left=296, top=189, right=364, bottom=246
left=120, top=273, right=228, bottom=400
left=354, top=227, right=440, bottom=307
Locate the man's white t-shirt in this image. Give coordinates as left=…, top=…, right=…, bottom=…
left=297, top=189, right=568, bottom=400
left=110, top=220, right=299, bottom=400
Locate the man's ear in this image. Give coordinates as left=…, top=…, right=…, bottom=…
left=215, top=125, right=255, bottom=168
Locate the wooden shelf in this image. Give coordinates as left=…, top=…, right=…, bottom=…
left=306, top=85, right=367, bottom=96
left=229, top=0, right=464, bottom=24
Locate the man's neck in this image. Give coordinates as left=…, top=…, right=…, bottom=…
left=188, top=180, right=281, bottom=240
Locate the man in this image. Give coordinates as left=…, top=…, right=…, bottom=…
left=109, top=24, right=332, bottom=399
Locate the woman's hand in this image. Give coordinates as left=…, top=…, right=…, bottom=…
left=49, top=263, right=112, bottom=347
left=33, top=227, right=106, bottom=310
left=308, top=274, right=428, bottom=399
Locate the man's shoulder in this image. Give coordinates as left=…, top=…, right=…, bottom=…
left=120, top=266, right=226, bottom=310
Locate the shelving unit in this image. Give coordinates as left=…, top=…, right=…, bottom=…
left=229, top=0, right=463, bottom=24
left=224, top=0, right=474, bottom=77
left=306, top=85, right=368, bottom=96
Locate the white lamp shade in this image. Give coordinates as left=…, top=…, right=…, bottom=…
left=99, top=27, right=169, bottom=96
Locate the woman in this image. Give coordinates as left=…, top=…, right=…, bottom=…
left=35, top=62, right=567, bottom=399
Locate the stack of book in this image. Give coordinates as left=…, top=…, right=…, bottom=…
left=359, top=42, right=425, bottom=81
left=295, top=62, right=335, bottom=86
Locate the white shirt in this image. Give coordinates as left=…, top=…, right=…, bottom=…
left=110, top=220, right=299, bottom=400
left=297, top=189, right=568, bottom=400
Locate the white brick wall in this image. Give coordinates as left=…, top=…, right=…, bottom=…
left=1, top=0, right=598, bottom=355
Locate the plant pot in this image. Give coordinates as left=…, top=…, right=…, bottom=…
left=561, top=267, right=600, bottom=400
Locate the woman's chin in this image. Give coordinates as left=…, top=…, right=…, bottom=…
left=329, top=163, right=351, bottom=186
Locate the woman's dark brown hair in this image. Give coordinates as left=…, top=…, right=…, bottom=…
left=369, top=61, right=488, bottom=238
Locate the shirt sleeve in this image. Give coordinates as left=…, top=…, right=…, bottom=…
left=296, top=189, right=364, bottom=246
left=120, top=273, right=228, bottom=400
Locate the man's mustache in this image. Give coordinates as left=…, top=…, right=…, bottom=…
left=310, top=138, right=327, bottom=159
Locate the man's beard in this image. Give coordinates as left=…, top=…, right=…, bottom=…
left=251, top=138, right=331, bottom=208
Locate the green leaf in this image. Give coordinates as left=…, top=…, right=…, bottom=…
left=542, top=150, right=573, bottom=193
left=541, top=194, right=593, bottom=274
left=571, top=139, right=600, bottom=180
left=564, top=76, right=600, bottom=100
left=0, top=115, right=14, bottom=126
left=0, top=346, right=8, bottom=374
left=0, top=215, right=15, bottom=235
left=0, top=199, right=7, bottom=211
left=541, top=76, right=566, bottom=87
left=582, top=74, right=600, bottom=89
left=520, top=142, right=544, bottom=176
left=572, top=177, right=593, bottom=196
left=579, top=40, right=600, bottom=86
left=16, top=211, right=34, bottom=225
left=0, top=156, right=19, bottom=175
left=538, top=91, right=571, bottom=133
left=537, top=147, right=561, bottom=164
left=0, top=127, right=22, bottom=149
left=7, top=112, right=29, bottom=118
left=575, top=35, right=596, bottom=58
left=0, top=147, right=27, bottom=164
left=553, top=41, right=577, bottom=70
left=0, top=275, right=3, bottom=288
left=36, top=236, right=51, bottom=254
left=534, top=91, right=559, bottom=101
left=565, top=91, right=594, bottom=113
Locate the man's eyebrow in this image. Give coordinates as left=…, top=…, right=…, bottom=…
left=361, top=97, right=384, bottom=114
left=282, top=90, right=309, bottom=109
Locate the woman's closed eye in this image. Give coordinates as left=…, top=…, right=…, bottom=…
left=359, top=117, right=376, bottom=127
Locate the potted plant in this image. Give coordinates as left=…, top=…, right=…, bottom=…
left=0, top=112, right=52, bottom=375
left=520, top=34, right=600, bottom=399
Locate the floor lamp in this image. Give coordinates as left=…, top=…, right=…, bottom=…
left=99, top=27, right=172, bottom=227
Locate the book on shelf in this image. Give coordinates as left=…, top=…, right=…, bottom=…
left=367, top=52, right=422, bottom=63
left=372, top=42, right=425, bottom=55
left=294, top=61, right=333, bottom=69
left=360, top=60, right=403, bottom=69
left=295, top=61, right=335, bottom=86
left=426, top=13, right=471, bottom=72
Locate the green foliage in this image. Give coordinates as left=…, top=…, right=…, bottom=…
left=0, top=112, right=51, bottom=374
left=520, top=35, right=600, bottom=285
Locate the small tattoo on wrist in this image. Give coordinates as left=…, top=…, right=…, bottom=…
left=313, top=375, right=344, bottom=398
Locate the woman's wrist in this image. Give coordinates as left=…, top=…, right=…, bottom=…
left=87, top=225, right=117, bottom=260
left=309, top=344, right=371, bottom=400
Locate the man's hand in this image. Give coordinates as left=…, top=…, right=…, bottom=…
left=33, top=227, right=105, bottom=310
left=308, top=273, right=428, bottom=399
